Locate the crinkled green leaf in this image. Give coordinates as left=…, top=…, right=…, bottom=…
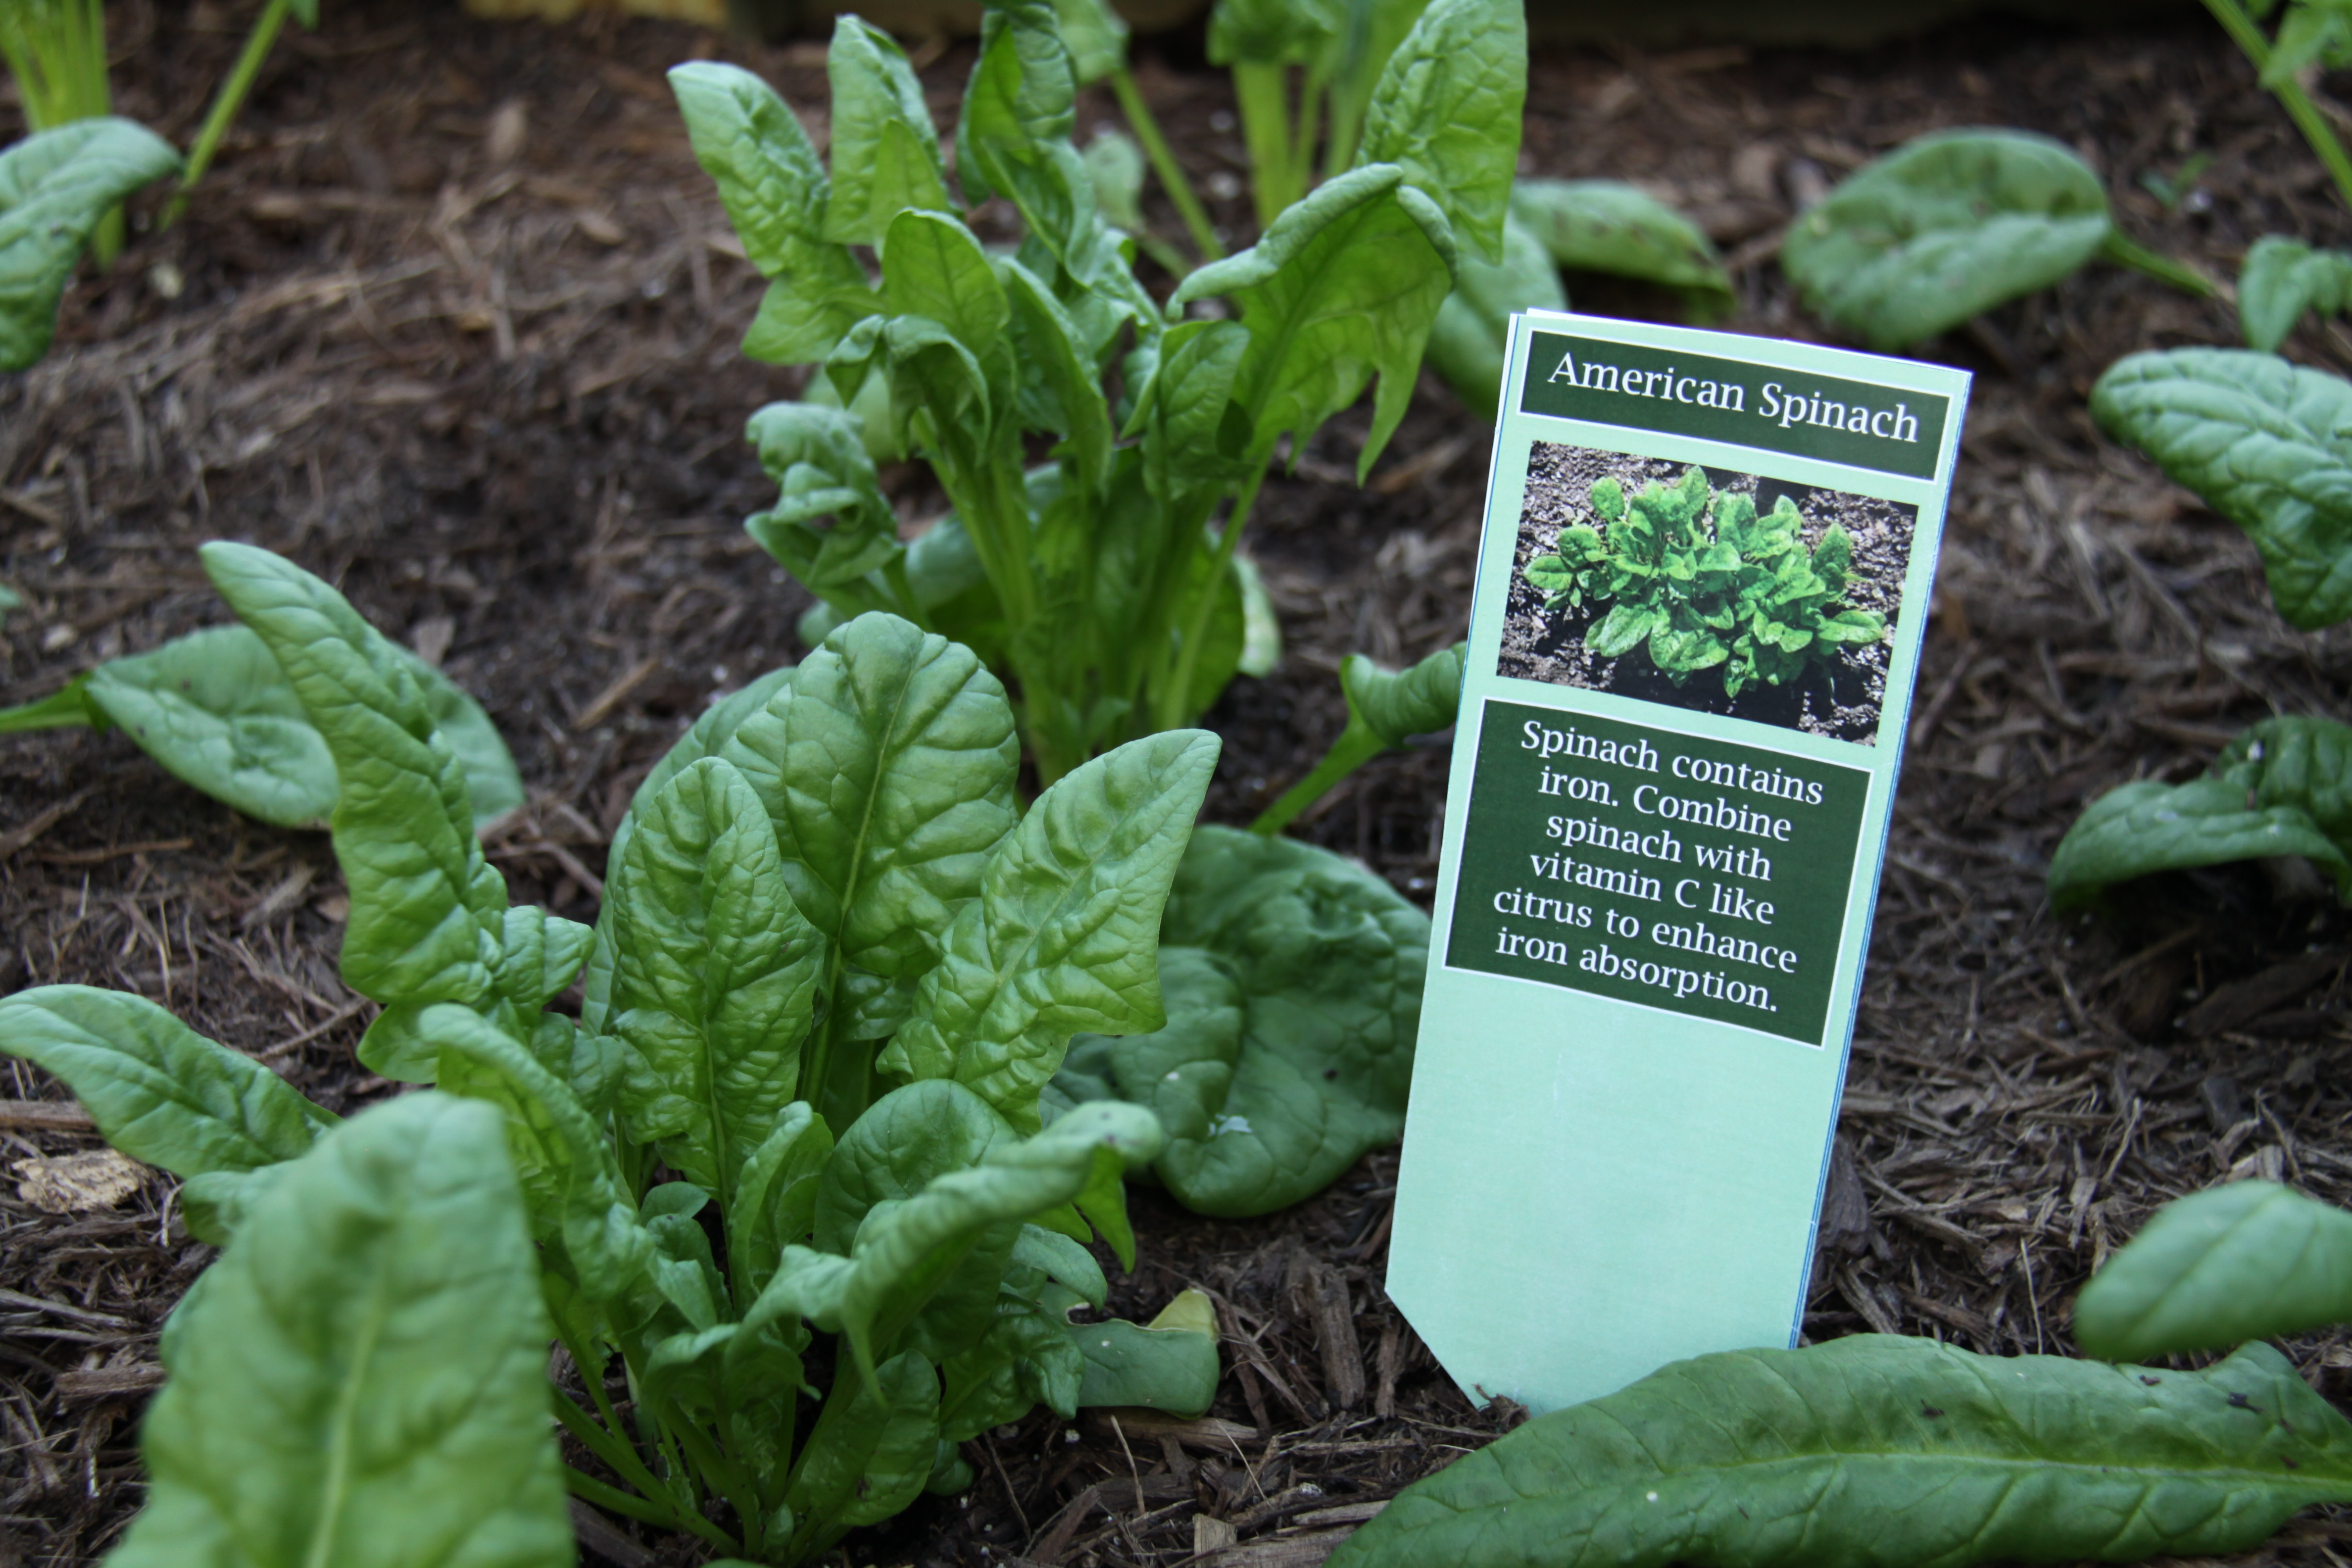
left=1172, top=164, right=1457, bottom=481
left=0, top=118, right=181, bottom=371
left=1344, top=640, right=1463, bottom=745
left=1426, top=212, right=1564, bottom=420
left=1353, top=0, right=1525, bottom=265
left=940, top=1289, right=1085, bottom=1439
left=1073, top=1287, right=1220, bottom=1417
left=746, top=401, right=902, bottom=591
left=668, top=61, right=874, bottom=364
left=823, top=16, right=951, bottom=245
left=953, top=0, right=1079, bottom=239
left=1052, top=0, right=1128, bottom=84
left=730, top=1101, right=833, bottom=1304
left=1781, top=129, right=2111, bottom=351
left=107, top=1094, right=572, bottom=1568
left=724, top=612, right=1018, bottom=986
left=1206, top=0, right=1344, bottom=66
left=603, top=756, right=823, bottom=1191
left=0, top=985, right=337, bottom=1177
left=1327, top=1337, right=2352, bottom=1568
left=2076, top=1180, right=2352, bottom=1363
left=2091, top=348, right=2352, bottom=630
left=1003, top=255, right=1115, bottom=495
left=2241, top=235, right=2352, bottom=352
left=815, top=1079, right=1017, bottom=1256
left=784, top=1349, right=940, bottom=1560
left=200, top=542, right=507, bottom=1010
left=2049, top=716, right=2352, bottom=908
left=894, top=729, right=1220, bottom=1129
left=881, top=208, right=1009, bottom=357
left=1055, top=827, right=1425, bottom=1216
left=1133, top=319, right=1255, bottom=503
left=1507, top=179, right=1731, bottom=321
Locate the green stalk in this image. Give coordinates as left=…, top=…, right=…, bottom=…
left=3, top=0, right=120, bottom=263
left=1108, top=65, right=1224, bottom=262
left=167, top=0, right=297, bottom=227
left=2099, top=231, right=2221, bottom=297
left=1231, top=62, right=1298, bottom=232
left=2204, top=0, right=2352, bottom=214
left=551, top=1323, right=687, bottom=1515
left=562, top=1468, right=709, bottom=1537
left=1154, top=467, right=1265, bottom=733
left=1249, top=713, right=1385, bottom=834
left=0, top=682, right=97, bottom=735
left=551, top=1394, right=708, bottom=1539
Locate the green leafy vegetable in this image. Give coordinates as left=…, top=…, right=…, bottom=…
left=2240, top=234, right=2352, bottom=351
left=1251, top=641, right=1462, bottom=835
left=2075, top=1180, right=2352, bottom=1363
left=109, top=1092, right=574, bottom=1568
left=1781, top=129, right=2117, bottom=351
left=1525, top=466, right=1884, bottom=699
left=1509, top=178, right=1734, bottom=319
left=1329, top=1336, right=2352, bottom=1568
left=1424, top=211, right=1564, bottom=420
left=0, top=542, right=1230, bottom=1564
left=0, top=117, right=179, bottom=369
left=2091, top=347, right=2352, bottom=630
left=1048, top=826, right=1427, bottom=1216
left=1073, top=1287, right=1221, bottom=1416
left=670, top=0, right=1521, bottom=780
left=0, top=623, right=522, bottom=830
left=2048, top=715, right=2352, bottom=909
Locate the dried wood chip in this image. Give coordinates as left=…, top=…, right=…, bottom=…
left=2184, top=951, right=2346, bottom=1038
left=12, top=1150, right=145, bottom=1214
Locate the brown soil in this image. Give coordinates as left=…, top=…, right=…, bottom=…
left=9, top=2, right=2352, bottom=1565
left=1495, top=443, right=1912, bottom=743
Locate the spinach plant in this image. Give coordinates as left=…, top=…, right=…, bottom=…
left=0, top=621, right=522, bottom=830
left=2049, top=714, right=2352, bottom=909
left=1327, top=1334, right=2352, bottom=1568
left=0, top=542, right=1225, bottom=1565
left=1782, top=129, right=2210, bottom=352
left=2240, top=234, right=2352, bottom=350
left=107, top=1091, right=578, bottom=1567
left=672, top=0, right=1522, bottom=782
left=0, top=118, right=179, bottom=370
left=2091, top=348, right=2352, bottom=631
left=0, top=0, right=123, bottom=263
left=1525, top=465, right=1886, bottom=699
left=1048, top=825, right=1427, bottom=1216
left=1250, top=639, right=1462, bottom=835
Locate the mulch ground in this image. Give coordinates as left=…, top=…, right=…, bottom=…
left=9, top=2, right=2352, bottom=1564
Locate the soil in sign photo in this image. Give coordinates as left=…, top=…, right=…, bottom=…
left=1497, top=441, right=1915, bottom=745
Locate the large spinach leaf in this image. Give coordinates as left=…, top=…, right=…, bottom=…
left=2091, top=347, right=2352, bottom=630
left=1049, top=826, right=1427, bottom=1216
left=108, top=1093, right=573, bottom=1568
left=1509, top=178, right=1733, bottom=319
left=2076, top=1179, right=2352, bottom=1363
left=0, top=118, right=180, bottom=370
left=1329, top=1337, right=2352, bottom=1568
left=2048, top=714, right=2352, bottom=908
left=1781, top=129, right=2114, bottom=351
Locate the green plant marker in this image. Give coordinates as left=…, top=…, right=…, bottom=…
left=1388, top=311, right=1968, bottom=1412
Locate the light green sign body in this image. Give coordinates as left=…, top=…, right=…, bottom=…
left=1388, top=310, right=1970, bottom=1413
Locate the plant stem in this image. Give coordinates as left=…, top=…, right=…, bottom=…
left=1155, top=467, right=1265, bottom=733
left=1108, top=66, right=1224, bottom=263
left=2099, top=231, right=2221, bottom=298
left=1249, top=715, right=1385, bottom=835
left=1231, top=62, right=1297, bottom=232
left=168, top=0, right=296, bottom=228
left=551, top=1393, right=698, bottom=1533
left=562, top=1468, right=706, bottom=1536
left=2204, top=0, right=2352, bottom=214
left=0, top=682, right=96, bottom=735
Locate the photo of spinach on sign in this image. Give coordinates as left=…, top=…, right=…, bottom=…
left=1497, top=444, right=1915, bottom=746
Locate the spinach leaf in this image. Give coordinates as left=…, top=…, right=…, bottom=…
left=823, top=17, right=952, bottom=244
left=2091, top=347, right=2352, bottom=630
left=1352, top=0, right=1525, bottom=265
left=1781, top=129, right=2112, bottom=350
left=1073, top=1286, right=1221, bottom=1417
left=1508, top=178, right=1734, bottom=320
left=1172, top=163, right=1458, bottom=481
left=1049, top=827, right=1426, bottom=1216
left=1328, top=1337, right=2352, bottom=1568
left=2075, top=1180, right=2352, bottom=1363
left=2241, top=234, right=2352, bottom=351
left=0, top=985, right=337, bottom=1175
left=1251, top=640, right=1462, bottom=835
left=0, top=623, right=522, bottom=830
left=2048, top=715, right=2352, bottom=908
left=1425, top=212, right=1564, bottom=420
left=0, top=118, right=180, bottom=370
left=108, top=1094, right=572, bottom=1568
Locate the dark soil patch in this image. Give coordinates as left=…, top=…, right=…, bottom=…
left=10, top=2, right=2352, bottom=1565
left=1495, top=441, right=1911, bottom=743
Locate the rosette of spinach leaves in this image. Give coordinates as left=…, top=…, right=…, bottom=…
left=1046, top=826, right=1427, bottom=1217
left=0, top=543, right=1225, bottom=1566
left=1526, top=465, right=1885, bottom=699
left=2049, top=714, right=2352, bottom=910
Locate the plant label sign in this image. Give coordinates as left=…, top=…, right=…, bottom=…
left=1389, top=310, right=1970, bottom=1412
